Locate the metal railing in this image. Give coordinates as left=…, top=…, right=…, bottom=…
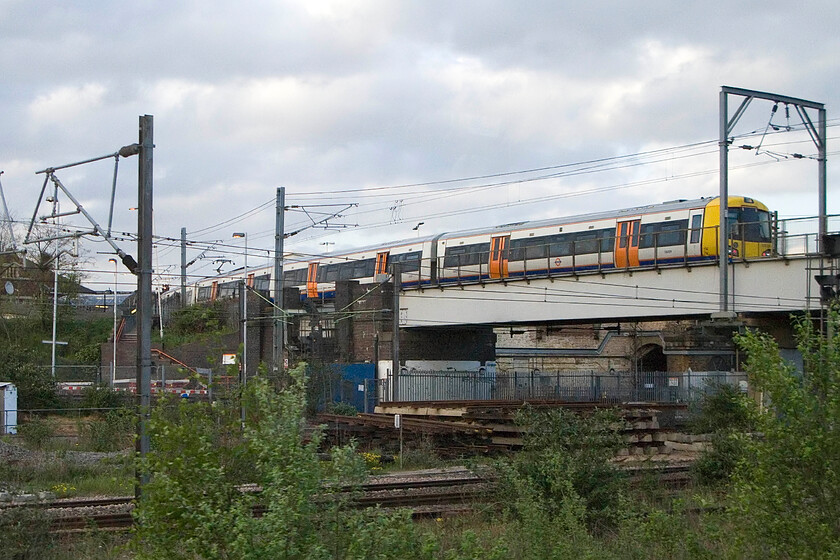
left=375, top=370, right=747, bottom=405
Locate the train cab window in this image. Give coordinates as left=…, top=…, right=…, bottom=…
left=690, top=215, right=703, bottom=244
left=729, top=207, right=771, bottom=242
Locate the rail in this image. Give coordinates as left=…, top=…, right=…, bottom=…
left=150, top=348, right=199, bottom=376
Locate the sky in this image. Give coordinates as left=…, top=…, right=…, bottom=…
left=1, top=1, right=839, bottom=293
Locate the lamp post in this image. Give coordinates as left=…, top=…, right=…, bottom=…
left=232, top=232, right=247, bottom=382
left=109, top=258, right=118, bottom=387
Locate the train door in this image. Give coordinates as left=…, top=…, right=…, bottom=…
left=687, top=209, right=704, bottom=258
left=614, top=219, right=641, bottom=268
left=210, top=281, right=219, bottom=302
left=375, top=251, right=389, bottom=275
left=306, top=263, right=319, bottom=299
left=246, top=272, right=255, bottom=288
left=489, top=235, right=510, bottom=279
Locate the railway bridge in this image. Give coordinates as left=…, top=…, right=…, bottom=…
left=397, top=253, right=824, bottom=328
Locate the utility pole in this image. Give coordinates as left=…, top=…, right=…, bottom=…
left=391, top=263, right=400, bottom=400
left=136, top=115, right=153, bottom=497
left=180, top=227, right=187, bottom=308
left=273, top=186, right=285, bottom=377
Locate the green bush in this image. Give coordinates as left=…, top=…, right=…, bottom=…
left=18, top=417, right=55, bottom=450
left=690, top=382, right=757, bottom=434
left=0, top=344, right=59, bottom=409
left=692, top=429, right=749, bottom=485
left=496, top=407, right=627, bottom=533
left=0, top=505, right=54, bottom=559
left=78, top=409, right=134, bottom=452
left=326, top=401, right=358, bottom=416
left=80, top=384, right=129, bottom=410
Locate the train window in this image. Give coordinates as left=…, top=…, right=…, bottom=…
left=353, top=258, right=376, bottom=278
left=658, top=221, right=687, bottom=246
left=526, top=242, right=547, bottom=260
left=573, top=232, right=599, bottom=254
left=283, top=269, right=306, bottom=286
left=640, top=220, right=688, bottom=248
left=690, top=215, right=703, bottom=244
left=548, top=234, right=572, bottom=257
left=338, top=263, right=353, bottom=280
left=197, top=286, right=212, bottom=301
left=599, top=229, right=614, bottom=252
left=254, top=274, right=271, bottom=292
left=392, top=251, right=421, bottom=272
left=319, top=264, right=339, bottom=282
left=618, top=223, right=629, bottom=249
left=443, top=243, right=489, bottom=267
left=509, top=239, right=526, bottom=261
left=218, top=280, right=238, bottom=299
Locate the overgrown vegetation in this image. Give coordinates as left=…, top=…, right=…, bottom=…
left=0, top=343, right=60, bottom=409
left=132, top=363, right=439, bottom=559
left=690, top=383, right=758, bottom=485
left=497, top=406, right=627, bottom=532
left=729, top=313, right=840, bottom=558
left=159, top=300, right=233, bottom=347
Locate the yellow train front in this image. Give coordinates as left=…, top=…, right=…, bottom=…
left=699, top=196, right=773, bottom=259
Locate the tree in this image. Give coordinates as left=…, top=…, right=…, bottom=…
left=731, top=312, right=840, bottom=558
left=0, top=343, right=58, bottom=409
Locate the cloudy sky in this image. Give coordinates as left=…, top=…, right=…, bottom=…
left=2, top=1, right=839, bottom=291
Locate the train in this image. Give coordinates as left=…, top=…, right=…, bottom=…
left=179, top=195, right=774, bottom=304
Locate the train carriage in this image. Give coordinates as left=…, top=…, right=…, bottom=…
left=183, top=195, right=773, bottom=304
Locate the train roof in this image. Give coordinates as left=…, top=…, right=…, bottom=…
left=436, top=196, right=716, bottom=240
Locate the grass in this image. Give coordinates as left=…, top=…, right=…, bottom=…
left=3, top=414, right=135, bottom=498
left=0, top=449, right=134, bottom=497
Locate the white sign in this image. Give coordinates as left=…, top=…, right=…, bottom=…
left=394, top=414, right=401, bottom=429
left=222, top=353, right=237, bottom=365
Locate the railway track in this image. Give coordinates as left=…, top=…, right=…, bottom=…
left=1, top=464, right=692, bottom=533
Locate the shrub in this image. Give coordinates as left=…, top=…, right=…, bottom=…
left=326, top=401, right=358, bottom=416
left=690, top=382, right=757, bottom=434
left=496, top=407, right=627, bottom=532
left=78, top=409, right=134, bottom=452
left=0, top=344, right=59, bottom=409
left=80, top=384, right=129, bottom=410
left=18, top=417, right=55, bottom=450
left=0, top=506, right=53, bottom=559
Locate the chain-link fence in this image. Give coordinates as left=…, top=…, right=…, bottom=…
left=374, top=370, right=747, bottom=405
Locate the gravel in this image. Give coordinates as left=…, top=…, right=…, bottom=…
left=0, top=439, right=129, bottom=469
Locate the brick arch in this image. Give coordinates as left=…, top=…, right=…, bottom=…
left=636, top=343, right=667, bottom=373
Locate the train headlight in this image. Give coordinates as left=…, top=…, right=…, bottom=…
left=728, top=246, right=739, bottom=257
left=762, top=249, right=773, bottom=257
